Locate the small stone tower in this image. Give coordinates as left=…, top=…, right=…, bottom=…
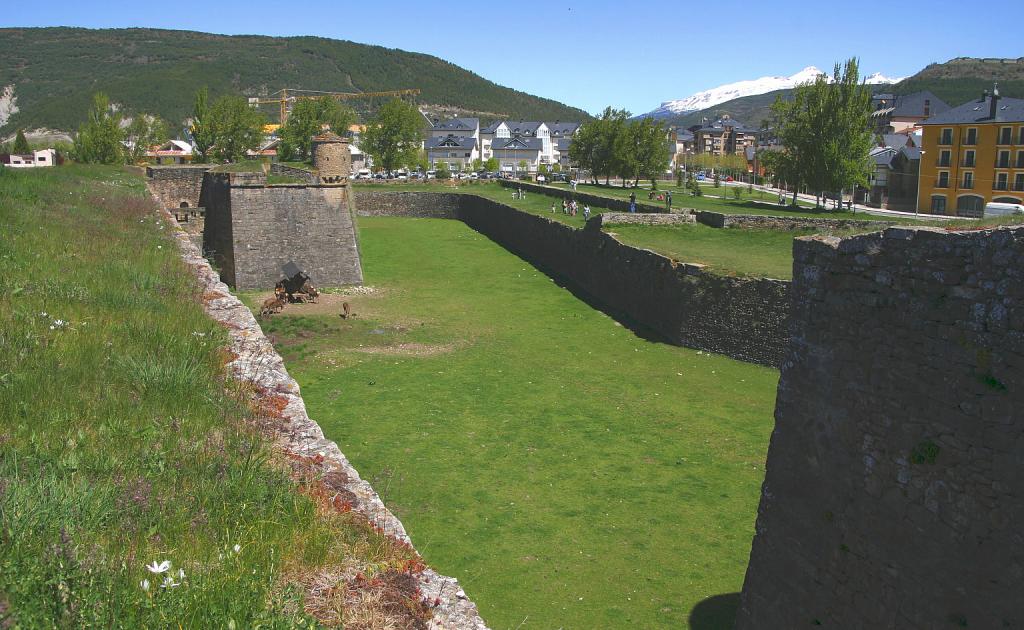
left=311, top=132, right=352, bottom=185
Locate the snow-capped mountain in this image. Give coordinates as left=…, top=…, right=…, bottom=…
left=643, top=67, right=903, bottom=119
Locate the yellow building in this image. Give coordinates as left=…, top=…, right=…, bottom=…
left=917, top=89, right=1024, bottom=216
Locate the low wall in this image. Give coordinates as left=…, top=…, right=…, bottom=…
left=597, top=212, right=696, bottom=227
left=695, top=210, right=892, bottom=231
left=498, top=180, right=674, bottom=214
left=270, top=162, right=319, bottom=184
left=737, top=225, right=1024, bottom=627
left=353, top=190, right=790, bottom=366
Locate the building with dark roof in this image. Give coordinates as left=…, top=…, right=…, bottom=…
left=870, top=91, right=950, bottom=134
left=917, top=88, right=1024, bottom=215
left=425, top=134, right=479, bottom=171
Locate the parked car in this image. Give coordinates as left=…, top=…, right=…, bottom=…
left=984, top=202, right=1024, bottom=217
left=536, top=175, right=546, bottom=183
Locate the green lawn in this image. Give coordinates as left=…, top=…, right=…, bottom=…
left=0, top=165, right=421, bottom=628
left=610, top=223, right=817, bottom=280
left=256, top=215, right=779, bottom=629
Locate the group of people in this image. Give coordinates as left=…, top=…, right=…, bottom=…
left=552, top=198, right=590, bottom=220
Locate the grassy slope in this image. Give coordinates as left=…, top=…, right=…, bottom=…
left=255, top=216, right=779, bottom=628
left=0, top=165, right=418, bottom=626
left=0, top=27, right=589, bottom=135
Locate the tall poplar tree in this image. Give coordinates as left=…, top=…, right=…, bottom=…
left=770, top=58, right=873, bottom=207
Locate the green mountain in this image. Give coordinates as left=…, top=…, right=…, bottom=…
left=659, top=57, right=1024, bottom=131
left=893, top=57, right=1024, bottom=107
left=0, top=27, right=589, bottom=135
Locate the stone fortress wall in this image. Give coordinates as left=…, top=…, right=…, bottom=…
left=146, top=164, right=212, bottom=209
left=736, top=225, right=1024, bottom=628
left=355, top=191, right=790, bottom=366
left=149, top=166, right=363, bottom=290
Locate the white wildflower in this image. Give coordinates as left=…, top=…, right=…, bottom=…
left=140, top=579, right=150, bottom=591
left=157, top=245, right=162, bottom=249
left=161, top=575, right=180, bottom=589
left=233, top=544, right=241, bottom=554
left=146, top=560, right=172, bottom=574
left=178, top=568, right=186, bottom=579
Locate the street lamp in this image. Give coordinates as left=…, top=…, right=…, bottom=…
left=914, top=150, right=925, bottom=216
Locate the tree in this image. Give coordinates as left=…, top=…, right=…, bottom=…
left=208, top=95, right=266, bottom=162
left=538, top=163, right=549, bottom=175
left=73, top=92, right=124, bottom=164
left=616, top=117, right=670, bottom=187
left=13, top=130, right=30, bottom=154
left=770, top=58, right=873, bottom=207
left=278, top=96, right=356, bottom=161
left=472, top=157, right=483, bottom=172
left=713, top=172, right=721, bottom=187
left=517, top=159, right=528, bottom=174
left=124, top=114, right=168, bottom=164
left=435, top=162, right=451, bottom=180
left=569, top=107, right=629, bottom=185
left=361, top=98, right=424, bottom=173
left=483, top=157, right=499, bottom=172
left=190, top=87, right=215, bottom=163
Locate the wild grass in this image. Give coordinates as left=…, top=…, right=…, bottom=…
left=250, top=215, right=780, bottom=628
left=0, top=164, right=428, bottom=627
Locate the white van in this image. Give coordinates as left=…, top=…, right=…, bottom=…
left=984, top=201, right=1024, bottom=218
left=355, top=169, right=372, bottom=180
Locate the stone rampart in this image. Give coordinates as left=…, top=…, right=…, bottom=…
left=200, top=173, right=362, bottom=289
left=353, top=191, right=790, bottom=366
left=737, top=225, right=1024, bottom=628
left=695, top=210, right=892, bottom=231
left=146, top=164, right=212, bottom=210
left=354, top=191, right=462, bottom=218
left=597, top=212, right=696, bottom=227
left=497, top=180, right=672, bottom=213
left=271, top=162, right=319, bottom=184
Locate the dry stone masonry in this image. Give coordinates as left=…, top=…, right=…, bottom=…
left=596, top=212, right=696, bottom=227
left=158, top=197, right=488, bottom=630
left=737, top=225, right=1024, bottom=628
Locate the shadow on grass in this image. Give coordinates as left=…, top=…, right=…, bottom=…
left=466, top=226, right=672, bottom=346
left=688, top=593, right=740, bottom=629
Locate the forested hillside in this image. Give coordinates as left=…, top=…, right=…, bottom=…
left=0, top=27, right=589, bottom=135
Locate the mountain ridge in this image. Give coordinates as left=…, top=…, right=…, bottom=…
left=644, top=66, right=902, bottom=119
left=0, top=26, right=590, bottom=135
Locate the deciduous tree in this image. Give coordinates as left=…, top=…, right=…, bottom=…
left=73, top=92, right=124, bottom=164
left=278, top=96, right=356, bottom=161
left=770, top=58, right=873, bottom=207
left=124, top=114, right=169, bottom=164
left=361, top=99, right=424, bottom=173
left=190, top=87, right=215, bottom=162
left=208, top=95, right=266, bottom=162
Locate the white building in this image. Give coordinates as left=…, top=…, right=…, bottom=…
left=1, top=148, right=56, bottom=168
left=425, top=134, right=479, bottom=171
left=489, top=135, right=545, bottom=174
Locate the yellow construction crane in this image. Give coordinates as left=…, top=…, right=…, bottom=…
left=248, top=88, right=421, bottom=124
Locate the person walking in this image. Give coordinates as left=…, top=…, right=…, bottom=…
left=629, top=191, right=636, bottom=213
left=583, top=205, right=591, bottom=221
left=666, top=190, right=673, bottom=211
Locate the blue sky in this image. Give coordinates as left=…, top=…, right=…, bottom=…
left=5, top=0, right=1023, bottom=115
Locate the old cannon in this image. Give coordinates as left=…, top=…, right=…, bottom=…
left=279, top=261, right=320, bottom=304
